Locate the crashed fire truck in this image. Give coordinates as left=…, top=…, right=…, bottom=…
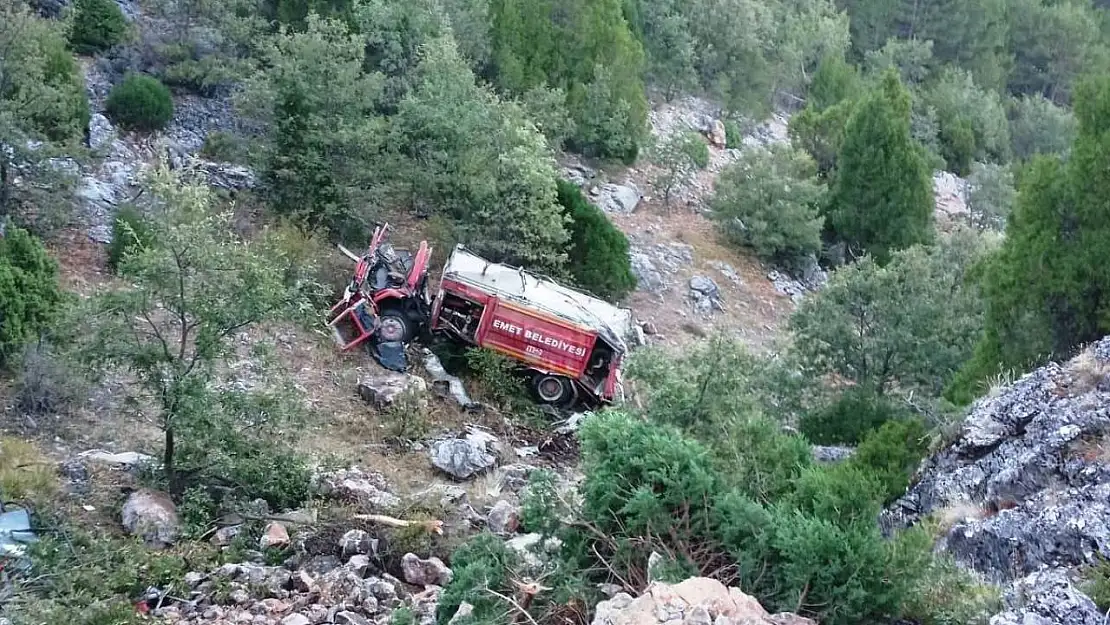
left=326, top=223, right=636, bottom=407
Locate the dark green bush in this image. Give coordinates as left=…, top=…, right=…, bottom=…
left=34, top=33, right=91, bottom=142
left=799, top=386, right=910, bottom=445
left=557, top=180, right=636, bottom=301
left=105, top=74, right=174, bottom=132
left=0, top=226, right=65, bottom=369
left=107, top=206, right=156, bottom=273
left=436, top=532, right=519, bottom=624
left=724, top=120, right=744, bottom=149
left=69, top=0, right=129, bottom=55
left=849, top=416, right=929, bottom=503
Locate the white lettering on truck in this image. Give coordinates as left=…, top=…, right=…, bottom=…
left=491, top=317, right=587, bottom=358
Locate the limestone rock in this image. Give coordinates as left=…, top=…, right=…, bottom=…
left=429, top=427, right=501, bottom=480
left=260, top=522, right=290, bottom=549
left=989, top=569, right=1103, bottom=625
left=486, top=500, right=520, bottom=536
left=590, top=577, right=812, bottom=625
left=401, top=553, right=453, bottom=587
left=339, top=529, right=378, bottom=558
left=121, top=489, right=179, bottom=548
left=357, top=371, right=426, bottom=409
left=315, top=467, right=401, bottom=510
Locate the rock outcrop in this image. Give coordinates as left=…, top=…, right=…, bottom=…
left=121, top=489, right=180, bottom=548
left=886, top=338, right=1110, bottom=623
left=591, top=577, right=813, bottom=625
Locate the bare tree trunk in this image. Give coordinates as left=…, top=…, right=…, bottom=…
left=164, top=425, right=178, bottom=494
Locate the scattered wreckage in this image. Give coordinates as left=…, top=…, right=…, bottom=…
left=326, top=223, right=638, bottom=408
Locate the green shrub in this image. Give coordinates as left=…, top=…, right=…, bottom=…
left=902, top=551, right=1000, bottom=625
left=724, top=120, right=744, bottom=149
left=0, top=226, right=65, bottom=369
left=69, top=0, right=130, bottom=54
left=557, top=180, right=636, bottom=301
left=436, top=532, right=519, bottom=624
left=105, top=74, right=174, bottom=132
left=35, top=33, right=91, bottom=142
left=107, top=206, right=156, bottom=273
left=849, top=416, right=928, bottom=502
left=465, top=347, right=531, bottom=411
left=711, top=144, right=826, bottom=270
left=788, top=464, right=883, bottom=526
left=200, top=131, right=250, bottom=163
left=799, top=386, right=910, bottom=446
left=15, top=342, right=86, bottom=417
left=687, top=133, right=710, bottom=168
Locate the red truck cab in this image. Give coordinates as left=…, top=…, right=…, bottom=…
left=429, top=245, right=636, bottom=407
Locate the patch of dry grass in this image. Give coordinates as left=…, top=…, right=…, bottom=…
left=1064, top=346, right=1110, bottom=396
left=0, top=437, right=58, bottom=503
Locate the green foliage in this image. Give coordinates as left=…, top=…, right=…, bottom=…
left=106, top=205, right=156, bottom=273
left=490, top=0, right=648, bottom=160
left=79, top=166, right=318, bottom=491
left=105, top=74, right=174, bottom=132
left=863, top=38, right=935, bottom=86
left=1007, top=0, right=1109, bottom=105
left=966, top=162, right=1016, bottom=231
left=711, top=144, right=826, bottom=270
left=723, top=119, right=743, bottom=149
left=557, top=180, right=636, bottom=300
left=956, top=76, right=1110, bottom=401
left=1082, top=556, right=1110, bottom=613
left=787, top=463, right=883, bottom=525
left=520, top=86, right=576, bottom=149
left=393, top=35, right=570, bottom=272
left=436, top=532, right=518, bottom=623
left=69, top=0, right=130, bottom=54
left=790, top=229, right=987, bottom=397
left=788, top=97, right=856, bottom=178
left=14, top=519, right=208, bottom=625
left=200, top=131, right=250, bottom=163
left=902, top=553, right=1000, bottom=625
left=239, top=15, right=387, bottom=240
left=266, top=0, right=355, bottom=30
left=808, top=53, right=861, bottom=111
left=922, top=67, right=1011, bottom=174
left=520, top=469, right=566, bottom=536
left=848, top=416, right=928, bottom=501
left=1, top=1, right=87, bottom=230
left=15, top=341, right=86, bottom=417
left=0, top=226, right=65, bottom=369
left=1008, top=94, right=1077, bottom=161
left=827, top=70, right=934, bottom=263
left=799, top=386, right=910, bottom=446
left=649, top=131, right=709, bottom=206
left=464, top=347, right=531, bottom=411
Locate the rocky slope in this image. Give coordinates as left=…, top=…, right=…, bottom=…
left=885, top=337, right=1110, bottom=624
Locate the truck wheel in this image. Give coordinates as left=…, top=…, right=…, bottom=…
left=532, top=373, right=575, bottom=406
left=378, top=308, right=414, bottom=343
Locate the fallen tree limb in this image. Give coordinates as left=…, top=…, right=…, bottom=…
left=352, top=514, right=444, bottom=535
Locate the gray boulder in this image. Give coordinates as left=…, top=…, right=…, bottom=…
left=121, top=489, right=179, bottom=548
left=989, top=569, right=1103, bottom=625
left=358, top=371, right=427, bottom=409
left=598, top=183, right=642, bottom=214
left=401, top=553, right=453, bottom=587
left=429, top=427, right=501, bottom=480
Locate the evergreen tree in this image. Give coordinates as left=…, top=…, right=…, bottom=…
left=950, top=76, right=1110, bottom=403
left=827, top=70, right=933, bottom=263
left=556, top=180, right=636, bottom=300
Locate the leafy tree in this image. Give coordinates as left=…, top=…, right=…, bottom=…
left=0, top=1, right=87, bottom=229
left=557, top=180, right=636, bottom=300
left=80, top=166, right=317, bottom=491
left=394, top=35, right=569, bottom=272
left=895, top=0, right=1010, bottom=91
left=638, top=3, right=697, bottom=100
left=106, top=205, right=156, bottom=273
left=807, top=53, right=861, bottom=111
left=790, top=230, right=987, bottom=396
left=788, top=97, right=856, bottom=178
left=490, top=0, right=648, bottom=160
left=238, top=15, right=388, bottom=239
left=921, top=67, right=1010, bottom=174
left=966, top=162, right=1016, bottom=231
left=355, top=0, right=446, bottom=113
left=799, top=385, right=912, bottom=445
left=145, top=0, right=266, bottom=94
left=952, top=76, right=1110, bottom=400
left=711, top=144, right=826, bottom=270
left=264, top=0, right=355, bottom=30
left=1007, top=0, right=1109, bottom=104
left=0, top=225, right=65, bottom=369
left=649, top=131, right=709, bottom=208
left=105, top=74, right=175, bottom=132
left=520, top=86, right=575, bottom=149
left=1008, top=94, right=1077, bottom=161
left=863, top=38, right=935, bottom=86
left=827, top=70, right=934, bottom=263
left=69, top=0, right=130, bottom=54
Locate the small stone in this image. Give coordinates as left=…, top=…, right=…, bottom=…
left=447, top=602, right=474, bottom=625
left=292, top=570, right=316, bottom=593
left=366, top=577, right=398, bottom=602
left=340, top=529, right=378, bottom=557
left=212, top=525, right=242, bottom=546
left=486, top=500, right=520, bottom=536
left=401, top=553, right=453, bottom=587
left=347, top=554, right=372, bottom=577
left=281, top=613, right=311, bottom=625
left=641, top=321, right=658, bottom=335
left=260, top=522, right=290, bottom=549
left=121, top=489, right=180, bottom=548
left=184, top=571, right=205, bottom=587
left=334, top=612, right=370, bottom=625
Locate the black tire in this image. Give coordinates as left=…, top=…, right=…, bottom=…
left=531, top=373, right=576, bottom=407
left=377, top=308, right=414, bottom=343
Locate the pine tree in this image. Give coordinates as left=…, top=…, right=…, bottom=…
left=827, top=70, right=933, bottom=263
left=948, top=76, right=1110, bottom=403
